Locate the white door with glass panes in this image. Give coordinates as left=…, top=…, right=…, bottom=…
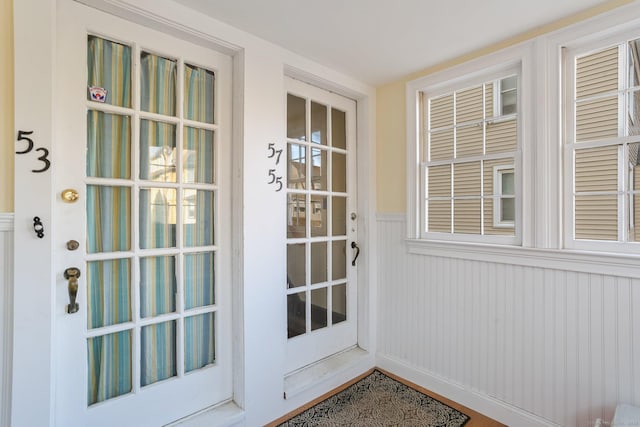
left=53, top=2, right=232, bottom=425
left=285, top=77, right=358, bottom=372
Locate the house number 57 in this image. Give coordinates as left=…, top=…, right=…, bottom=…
left=16, top=130, right=51, bottom=173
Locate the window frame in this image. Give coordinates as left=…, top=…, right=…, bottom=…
left=493, top=165, right=515, bottom=228
left=407, top=44, right=533, bottom=246
left=563, top=29, right=640, bottom=252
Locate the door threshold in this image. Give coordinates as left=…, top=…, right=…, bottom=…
left=164, top=400, right=244, bottom=427
left=284, top=346, right=370, bottom=399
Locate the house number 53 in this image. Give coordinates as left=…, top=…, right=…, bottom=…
left=16, top=130, right=51, bottom=173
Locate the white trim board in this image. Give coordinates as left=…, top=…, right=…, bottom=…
left=376, top=355, right=560, bottom=427
left=0, top=213, right=14, bottom=427
left=0, top=213, right=14, bottom=232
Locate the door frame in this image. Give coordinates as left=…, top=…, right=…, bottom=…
left=12, top=1, right=377, bottom=425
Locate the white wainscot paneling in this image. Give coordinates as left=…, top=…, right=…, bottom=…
left=376, top=215, right=640, bottom=427
left=0, top=214, right=14, bottom=427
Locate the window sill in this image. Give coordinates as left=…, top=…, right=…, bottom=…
left=406, top=238, right=640, bottom=279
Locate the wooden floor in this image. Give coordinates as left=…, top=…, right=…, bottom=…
left=267, top=368, right=505, bottom=427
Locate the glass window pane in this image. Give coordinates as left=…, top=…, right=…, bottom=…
left=140, top=52, right=176, bottom=116
left=184, top=313, right=215, bottom=372
left=332, top=152, right=346, bottom=193
left=87, top=259, right=132, bottom=329
left=631, top=194, right=640, bottom=242
left=141, top=321, right=176, bottom=386
left=140, top=188, right=177, bottom=249
left=287, top=194, right=307, bottom=238
left=287, top=292, right=306, bottom=338
left=184, top=64, right=215, bottom=124
left=628, top=90, right=640, bottom=136
left=287, top=244, right=305, bottom=288
left=575, top=146, right=618, bottom=193
left=456, top=124, right=483, bottom=158
left=501, top=171, right=515, bottom=195
left=311, top=148, right=327, bottom=190
left=331, top=108, right=346, bottom=149
left=332, top=240, right=346, bottom=280
left=140, top=120, right=176, bottom=182
left=310, top=195, right=327, bottom=237
left=287, top=94, right=306, bottom=140
left=428, top=165, right=451, bottom=197
left=453, top=162, right=481, bottom=197
left=428, top=200, right=451, bottom=233
left=140, top=256, right=176, bottom=318
left=184, top=127, right=214, bottom=184
left=288, top=143, right=306, bottom=189
left=501, top=90, right=517, bottom=115
left=332, top=284, right=347, bottom=325
left=501, top=75, right=517, bottom=91
left=332, top=196, right=347, bottom=236
left=576, top=96, right=618, bottom=142
left=629, top=39, right=640, bottom=89
left=87, top=111, right=131, bottom=179
left=311, top=288, right=327, bottom=331
left=87, top=185, right=131, bottom=253
left=184, top=252, right=215, bottom=310
left=87, top=36, right=131, bottom=107
left=577, top=47, right=619, bottom=99
left=311, top=242, right=327, bottom=284
left=456, top=85, right=483, bottom=124
left=311, top=102, right=327, bottom=145
left=430, top=94, right=454, bottom=130
left=453, top=199, right=481, bottom=234
left=575, top=195, right=618, bottom=240
left=183, top=190, right=214, bottom=247
left=429, top=129, right=454, bottom=161
left=87, top=330, right=132, bottom=405
left=486, top=118, right=517, bottom=154
left=501, top=198, right=515, bottom=222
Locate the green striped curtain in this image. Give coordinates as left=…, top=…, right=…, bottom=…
left=184, top=64, right=214, bottom=123
left=185, top=313, right=215, bottom=372
left=87, top=331, right=132, bottom=405
left=141, top=52, right=176, bottom=116
left=87, top=36, right=131, bottom=107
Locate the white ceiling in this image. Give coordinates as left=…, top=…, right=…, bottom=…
left=175, top=0, right=612, bottom=86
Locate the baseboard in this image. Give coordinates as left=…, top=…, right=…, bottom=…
left=376, top=354, right=561, bottom=427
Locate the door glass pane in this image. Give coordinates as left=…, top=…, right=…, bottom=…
left=311, top=148, right=327, bottom=190
left=332, top=240, right=347, bottom=280
left=184, top=127, right=214, bottom=184
left=87, top=36, right=131, bottom=107
left=184, top=64, right=215, bottom=124
left=287, top=292, right=306, bottom=338
left=184, top=313, right=215, bottom=372
left=139, top=188, right=177, bottom=249
left=87, top=330, right=132, bottom=405
left=311, top=102, right=327, bottom=145
left=87, top=259, right=132, bottom=329
left=332, top=196, right=347, bottom=236
left=287, top=194, right=307, bottom=238
left=287, top=244, right=305, bottom=288
left=331, top=108, right=346, bottom=150
left=332, top=283, right=347, bottom=325
left=183, top=190, right=214, bottom=247
left=311, top=242, right=327, bottom=284
left=287, top=143, right=306, bottom=189
left=311, top=288, right=327, bottom=331
left=141, top=321, right=176, bottom=386
left=140, top=52, right=176, bottom=116
left=140, top=256, right=176, bottom=318
left=287, top=94, right=306, bottom=140
left=87, top=185, right=131, bottom=253
left=140, top=120, right=176, bottom=182
left=184, top=252, right=215, bottom=310
left=310, top=195, right=327, bottom=237
left=87, top=111, right=131, bottom=179
left=332, top=152, right=346, bottom=192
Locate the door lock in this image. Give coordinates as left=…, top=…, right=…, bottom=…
left=64, top=267, right=80, bottom=314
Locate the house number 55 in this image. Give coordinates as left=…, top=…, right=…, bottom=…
left=16, top=130, right=51, bottom=173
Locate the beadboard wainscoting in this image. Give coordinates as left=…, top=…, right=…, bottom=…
left=376, top=214, right=640, bottom=427
left=0, top=213, right=13, bottom=427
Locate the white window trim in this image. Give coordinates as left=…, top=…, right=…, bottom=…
left=493, top=165, right=515, bottom=228
left=406, top=42, right=534, bottom=246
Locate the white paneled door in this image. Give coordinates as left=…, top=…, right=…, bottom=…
left=285, top=77, right=358, bottom=372
left=53, top=2, right=232, bottom=425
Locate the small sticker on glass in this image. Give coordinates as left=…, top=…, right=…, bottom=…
left=89, top=86, right=107, bottom=103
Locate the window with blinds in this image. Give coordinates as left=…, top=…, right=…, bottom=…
left=422, top=72, right=520, bottom=242
left=567, top=37, right=640, bottom=246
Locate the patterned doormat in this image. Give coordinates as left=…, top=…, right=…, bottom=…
left=278, top=370, right=470, bottom=426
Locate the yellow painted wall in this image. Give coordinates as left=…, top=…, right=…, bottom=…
left=1, top=0, right=14, bottom=212
left=375, top=0, right=634, bottom=213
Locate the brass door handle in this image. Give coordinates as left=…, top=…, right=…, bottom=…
left=64, top=267, right=80, bottom=314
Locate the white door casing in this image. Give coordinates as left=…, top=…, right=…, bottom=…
left=53, top=1, right=232, bottom=425
left=285, top=77, right=358, bottom=373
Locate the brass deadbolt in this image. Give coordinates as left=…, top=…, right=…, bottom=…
left=61, top=189, right=80, bottom=203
